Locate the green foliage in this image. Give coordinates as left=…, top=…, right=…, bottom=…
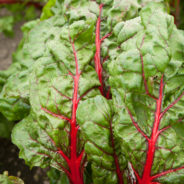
left=77, top=96, right=127, bottom=184
left=0, top=19, right=39, bottom=121
left=0, top=171, right=24, bottom=184
left=11, top=12, right=100, bottom=171
left=1, top=0, right=184, bottom=183
left=107, top=2, right=184, bottom=183
left=0, top=0, right=45, bottom=37
left=0, top=16, right=14, bottom=37
left=47, top=168, right=70, bottom=184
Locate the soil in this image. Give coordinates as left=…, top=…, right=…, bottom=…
left=0, top=138, right=49, bottom=184
left=0, top=23, right=50, bottom=184
left=0, top=22, right=22, bottom=70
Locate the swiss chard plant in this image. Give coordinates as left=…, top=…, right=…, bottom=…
left=1, top=0, right=184, bottom=184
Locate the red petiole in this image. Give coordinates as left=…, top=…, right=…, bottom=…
left=95, top=4, right=112, bottom=99
left=94, top=4, right=123, bottom=184
left=42, top=38, right=85, bottom=184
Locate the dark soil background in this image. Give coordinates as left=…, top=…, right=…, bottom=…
left=0, top=23, right=50, bottom=184
left=0, top=22, right=22, bottom=69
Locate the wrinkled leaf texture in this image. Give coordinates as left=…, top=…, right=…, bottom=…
left=107, top=2, right=184, bottom=184
left=10, top=0, right=149, bottom=183
left=2, top=0, right=182, bottom=184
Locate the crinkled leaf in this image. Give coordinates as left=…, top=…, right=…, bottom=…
left=12, top=15, right=100, bottom=179
left=108, top=2, right=184, bottom=183
left=0, top=20, right=39, bottom=121
left=12, top=114, right=68, bottom=171
left=77, top=96, right=127, bottom=184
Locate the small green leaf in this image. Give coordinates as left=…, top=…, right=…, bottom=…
left=0, top=171, right=24, bottom=184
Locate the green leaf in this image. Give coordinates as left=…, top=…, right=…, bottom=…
left=12, top=114, right=68, bottom=171
left=0, top=20, right=39, bottom=121
left=0, top=171, right=24, bottom=184
left=77, top=96, right=127, bottom=184
left=0, top=16, right=14, bottom=37
left=41, top=0, right=57, bottom=20
left=12, top=14, right=100, bottom=182
left=108, top=2, right=184, bottom=184
left=47, top=168, right=70, bottom=184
